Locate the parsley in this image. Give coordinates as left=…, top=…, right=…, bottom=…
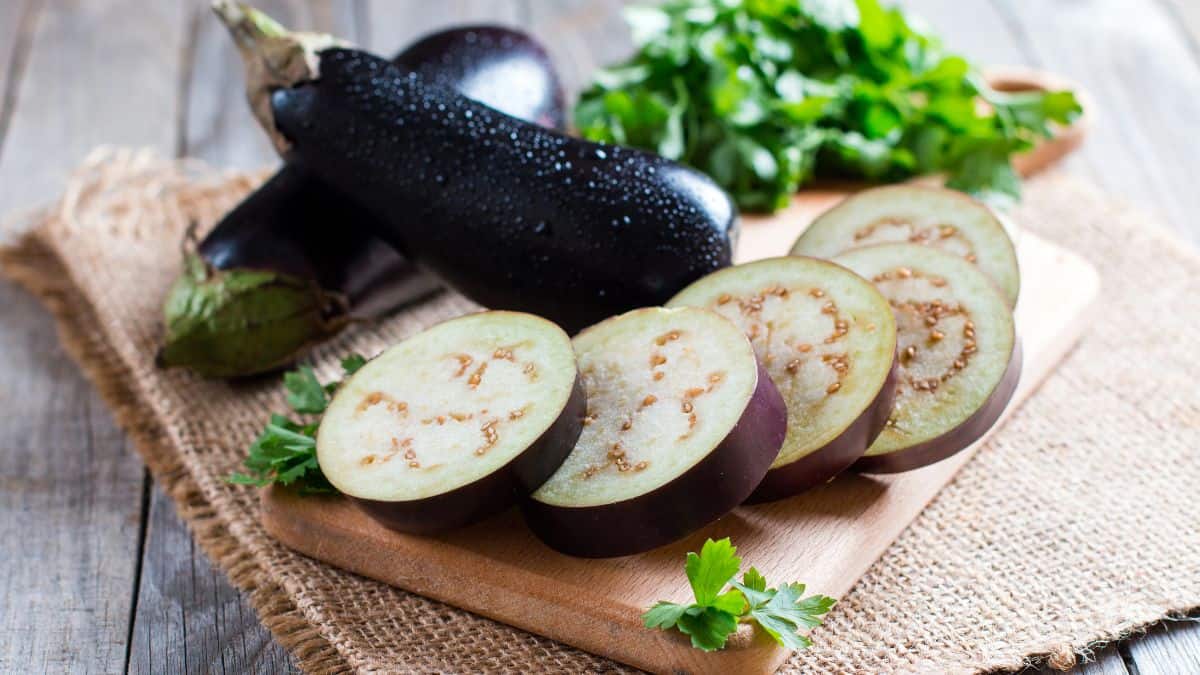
left=575, top=0, right=1082, bottom=212
left=643, top=538, right=835, bottom=651
left=227, top=354, right=366, bottom=493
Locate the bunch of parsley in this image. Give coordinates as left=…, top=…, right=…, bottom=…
left=644, top=537, right=835, bottom=651
left=575, top=0, right=1082, bottom=212
left=227, top=354, right=366, bottom=493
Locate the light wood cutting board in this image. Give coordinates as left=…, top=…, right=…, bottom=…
left=260, top=70, right=1098, bottom=675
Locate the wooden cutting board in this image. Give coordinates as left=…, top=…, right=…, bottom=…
left=260, top=70, right=1098, bottom=674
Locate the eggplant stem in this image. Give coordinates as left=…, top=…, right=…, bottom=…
left=210, top=0, right=349, bottom=154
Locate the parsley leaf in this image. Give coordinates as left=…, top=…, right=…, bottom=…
left=576, top=0, right=1083, bottom=212
left=284, top=366, right=328, bottom=414
left=643, top=537, right=836, bottom=652
left=227, top=354, right=367, bottom=493
left=686, top=537, right=742, bottom=605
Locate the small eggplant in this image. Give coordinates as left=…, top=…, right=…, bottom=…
left=213, top=3, right=738, bottom=335
left=159, top=22, right=566, bottom=377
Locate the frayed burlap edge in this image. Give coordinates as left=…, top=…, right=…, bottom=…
left=0, top=231, right=352, bottom=674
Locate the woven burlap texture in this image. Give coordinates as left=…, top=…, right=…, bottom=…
left=1, top=147, right=1197, bottom=674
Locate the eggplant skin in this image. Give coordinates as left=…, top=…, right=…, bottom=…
left=854, top=340, right=1023, bottom=474
left=399, top=26, right=565, bottom=130
left=271, top=48, right=738, bottom=335
left=162, top=27, right=566, bottom=377
left=521, top=362, right=785, bottom=558
left=351, top=373, right=586, bottom=534
left=746, top=356, right=898, bottom=503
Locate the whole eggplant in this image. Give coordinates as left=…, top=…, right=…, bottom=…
left=159, top=24, right=566, bottom=377
left=214, top=2, right=737, bottom=335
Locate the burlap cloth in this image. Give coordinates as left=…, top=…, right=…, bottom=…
left=1, top=147, right=1197, bottom=674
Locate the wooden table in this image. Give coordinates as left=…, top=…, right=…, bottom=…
left=0, top=1, right=1196, bottom=673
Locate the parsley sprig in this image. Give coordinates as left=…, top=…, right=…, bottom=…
left=227, top=354, right=366, bottom=493
left=576, top=0, right=1083, bottom=211
left=644, top=538, right=835, bottom=651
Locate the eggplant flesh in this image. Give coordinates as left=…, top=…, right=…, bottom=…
left=667, top=257, right=899, bottom=502
left=524, top=308, right=786, bottom=557
left=317, top=311, right=584, bottom=533
left=160, top=25, right=566, bottom=377
left=226, top=22, right=737, bottom=333
left=832, top=243, right=1020, bottom=472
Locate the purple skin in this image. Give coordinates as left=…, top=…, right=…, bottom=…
left=746, top=357, right=899, bottom=503
left=853, top=340, right=1023, bottom=474
left=521, top=362, right=787, bottom=558
left=353, top=374, right=586, bottom=535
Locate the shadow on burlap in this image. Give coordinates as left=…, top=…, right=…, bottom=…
left=1, top=148, right=1197, bottom=674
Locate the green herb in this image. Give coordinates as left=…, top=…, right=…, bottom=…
left=575, top=0, right=1082, bottom=211
left=227, top=353, right=366, bottom=492
left=643, top=538, right=835, bottom=651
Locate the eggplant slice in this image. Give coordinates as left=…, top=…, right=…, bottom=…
left=317, top=311, right=584, bottom=533
left=791, top=185, right=1020, bottom=307
left=524, top=307, right=786, bottom=558
left=668, top=257, right=898, bottom=502
left=833, top=244, right=1020, bottom=473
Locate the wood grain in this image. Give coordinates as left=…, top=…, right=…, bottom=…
left=128, top=488, right=300, bottom=675
left=0, top=0, right=186, bottom=216
left=262, top=200, right=1100, bottom=674
left=994, top=0, right=1200, bottom=245
left=0, top=0, right=35, bottom=157
left=0, top=1, right=186, bottom=673
left=1125, top=620, right=1200, bottom=675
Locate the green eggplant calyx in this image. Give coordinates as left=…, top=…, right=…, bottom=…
left=158, top=253, right=350, bottom=378
left=211, top=0, right=349, bottom=154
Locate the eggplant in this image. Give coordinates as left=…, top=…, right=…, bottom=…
left=213, top=3, right=738, bottom=335
left=523, top=308, right=786, bottom=558
left=159, top=22, right=566, bottom=377
left=317, top=311, right=584, bottom=533
left=832, top=244, right=1020, bottom=473
left=667, top=257, right=899, bottom=502
left=791, top=185, right=1021, bottom=308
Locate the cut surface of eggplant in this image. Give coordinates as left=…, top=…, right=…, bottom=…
left=525, top=308, right=786, bottom=557
left=833, top=244, right=1019, bottom=473
left=791, top=185, right=1020, bottom=307
left=317, top=311, right=583, bottom=533
left=668, top=257, right=897, bottom=501
left=161, top=23, right=566, bottom=377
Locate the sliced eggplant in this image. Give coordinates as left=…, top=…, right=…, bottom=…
left=668, top=257, right=898, bottom=501
left=832, top=244, right=1020, bottom=473
left=524, top=308, right=786, bottom=557
left=160, top=24, right=566, bottom=377
left=790, top=185, right=1020, bottom=307
left=213, top=5, right=738, bottom=335
left=316, top=311, right=584, bottom=533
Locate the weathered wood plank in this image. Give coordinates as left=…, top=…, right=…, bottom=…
left=993, top=0, right=1200, bottom=245
left=0, top=0, right=35, bottom=153
left=0, top=1, right=187, bottom=674
left=1125, top=620, right=1200, bottom=675
left=126, top=3, right=357, bottom=673
left=127, top=487, right=301, bottom=675
left=0, top=289, right=147, bottom=674
left=0, top=0, right=186, bottom=216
